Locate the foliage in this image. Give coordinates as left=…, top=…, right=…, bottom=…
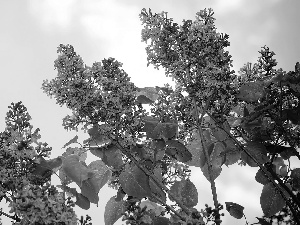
left=1, top=7, right=300, bottom=225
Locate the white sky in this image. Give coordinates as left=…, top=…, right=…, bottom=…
left=0, top=0, right=300, bottom=224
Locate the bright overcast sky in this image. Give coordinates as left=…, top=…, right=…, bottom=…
left=0, top=0, right=300, bottom=224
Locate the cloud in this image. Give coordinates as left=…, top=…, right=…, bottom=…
left=28, top=0, right=78, bottom=31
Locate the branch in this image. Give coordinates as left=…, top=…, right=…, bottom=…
left=207, top=112, right=300, bottom=225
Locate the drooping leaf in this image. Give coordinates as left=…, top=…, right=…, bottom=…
left=166, top=140, right=192, bottom=163
left=62, top=154, right=90, bottom=187
left=201, top=142, right=225, bottom=182
left=119, top=164, right=152, bottom=198
left=236, top=81, right=265, bottom=102
left=260, top=183, right=285, bottom=217
left=62, top=135, right=78, bottom=148
left=241, top=142, right=269, bottom=167
left=80, top=178, right=99, bottom=204
left=104, top=196, right=126, bottom=225
left=225, top=202, right=244, bottom=219
left=169, top=179, right=198, bottom=208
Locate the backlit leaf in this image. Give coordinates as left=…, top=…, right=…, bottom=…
left=103, top=144, right=124, bottom=169
left=81, top=179, right=99, bottom=204
left=104, top=196, right=126, bottom=225
left=88, top=160, right=112, bottom=192
left=119, top=164, right=152, bottom=198
left=62, top=154, right=90, bottom=187
left=260, top=183, right=285, bottom=217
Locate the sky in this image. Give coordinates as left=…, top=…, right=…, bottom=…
left=0, top=0, right=300, bottom=224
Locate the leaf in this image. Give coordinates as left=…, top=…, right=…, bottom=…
left=140, top=200, right=165, bottom=216
left=142, top=116, right=177, bottom=139
left=63, top=147, right=87, bottom=162
left=104, top=196, right=126, bottom=225
left=169, top=179, right=198, bottom=208
left=75, top=193, right=91, bottom=210
left=236, top=81, right=265, bottom=102
left=211, top=127, right=228, bottom=141
left=260, top=183, right=285, bottom=217
left=80, top=179, right=99, bottom=204
left=255, top=169, right=271, bottom=185
left=201, top=142, right=225, bottom=182
left=62, top=154, right=90, bottom=187
left=86, top=124, right=111, bottom=147
left=225, top=202, right=244, bottom=219
left=103, top=144, right=124, bottom=169
left=31, top=156, right=62, bottom=180
left=152, top=217, right=170, bottom=225
left=62, top=135, right=78, bottom=148
left=290, top=168, right=300, bottom=190
left=149, top=166, right=166, bottom=203
left=119, top=164, right=152, bottom=198
left=241, top=142, right=269, bottom=167
left=88, top=160, right=112, bottom=192
left=166, top=140, right=192, bottom=163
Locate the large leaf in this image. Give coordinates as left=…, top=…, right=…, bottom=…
left=201, top=142, right=225, bottom=182
left=88, top=160, right=112, bottom=192
left=102, top=144, right=124, bottom=169
left=225, top=202, right=244, bottom=219
left=104, top=196, right=126, bottom=225
left=169, top=179, right=198, bottom=208
left=80, top=179, right=99, bottom=204
left=119, top=164, right=152, bottom=198
left=149, top=166, right=166, bottom=203
left=236, top=81, right=265, bottom=102
left=166, top=140, right=192, bottom=163
left=260, top=183, right=285, bottom=217
left=62, top=154, right=90, bottom=187
left=241, top=142, right=269, bottom=167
